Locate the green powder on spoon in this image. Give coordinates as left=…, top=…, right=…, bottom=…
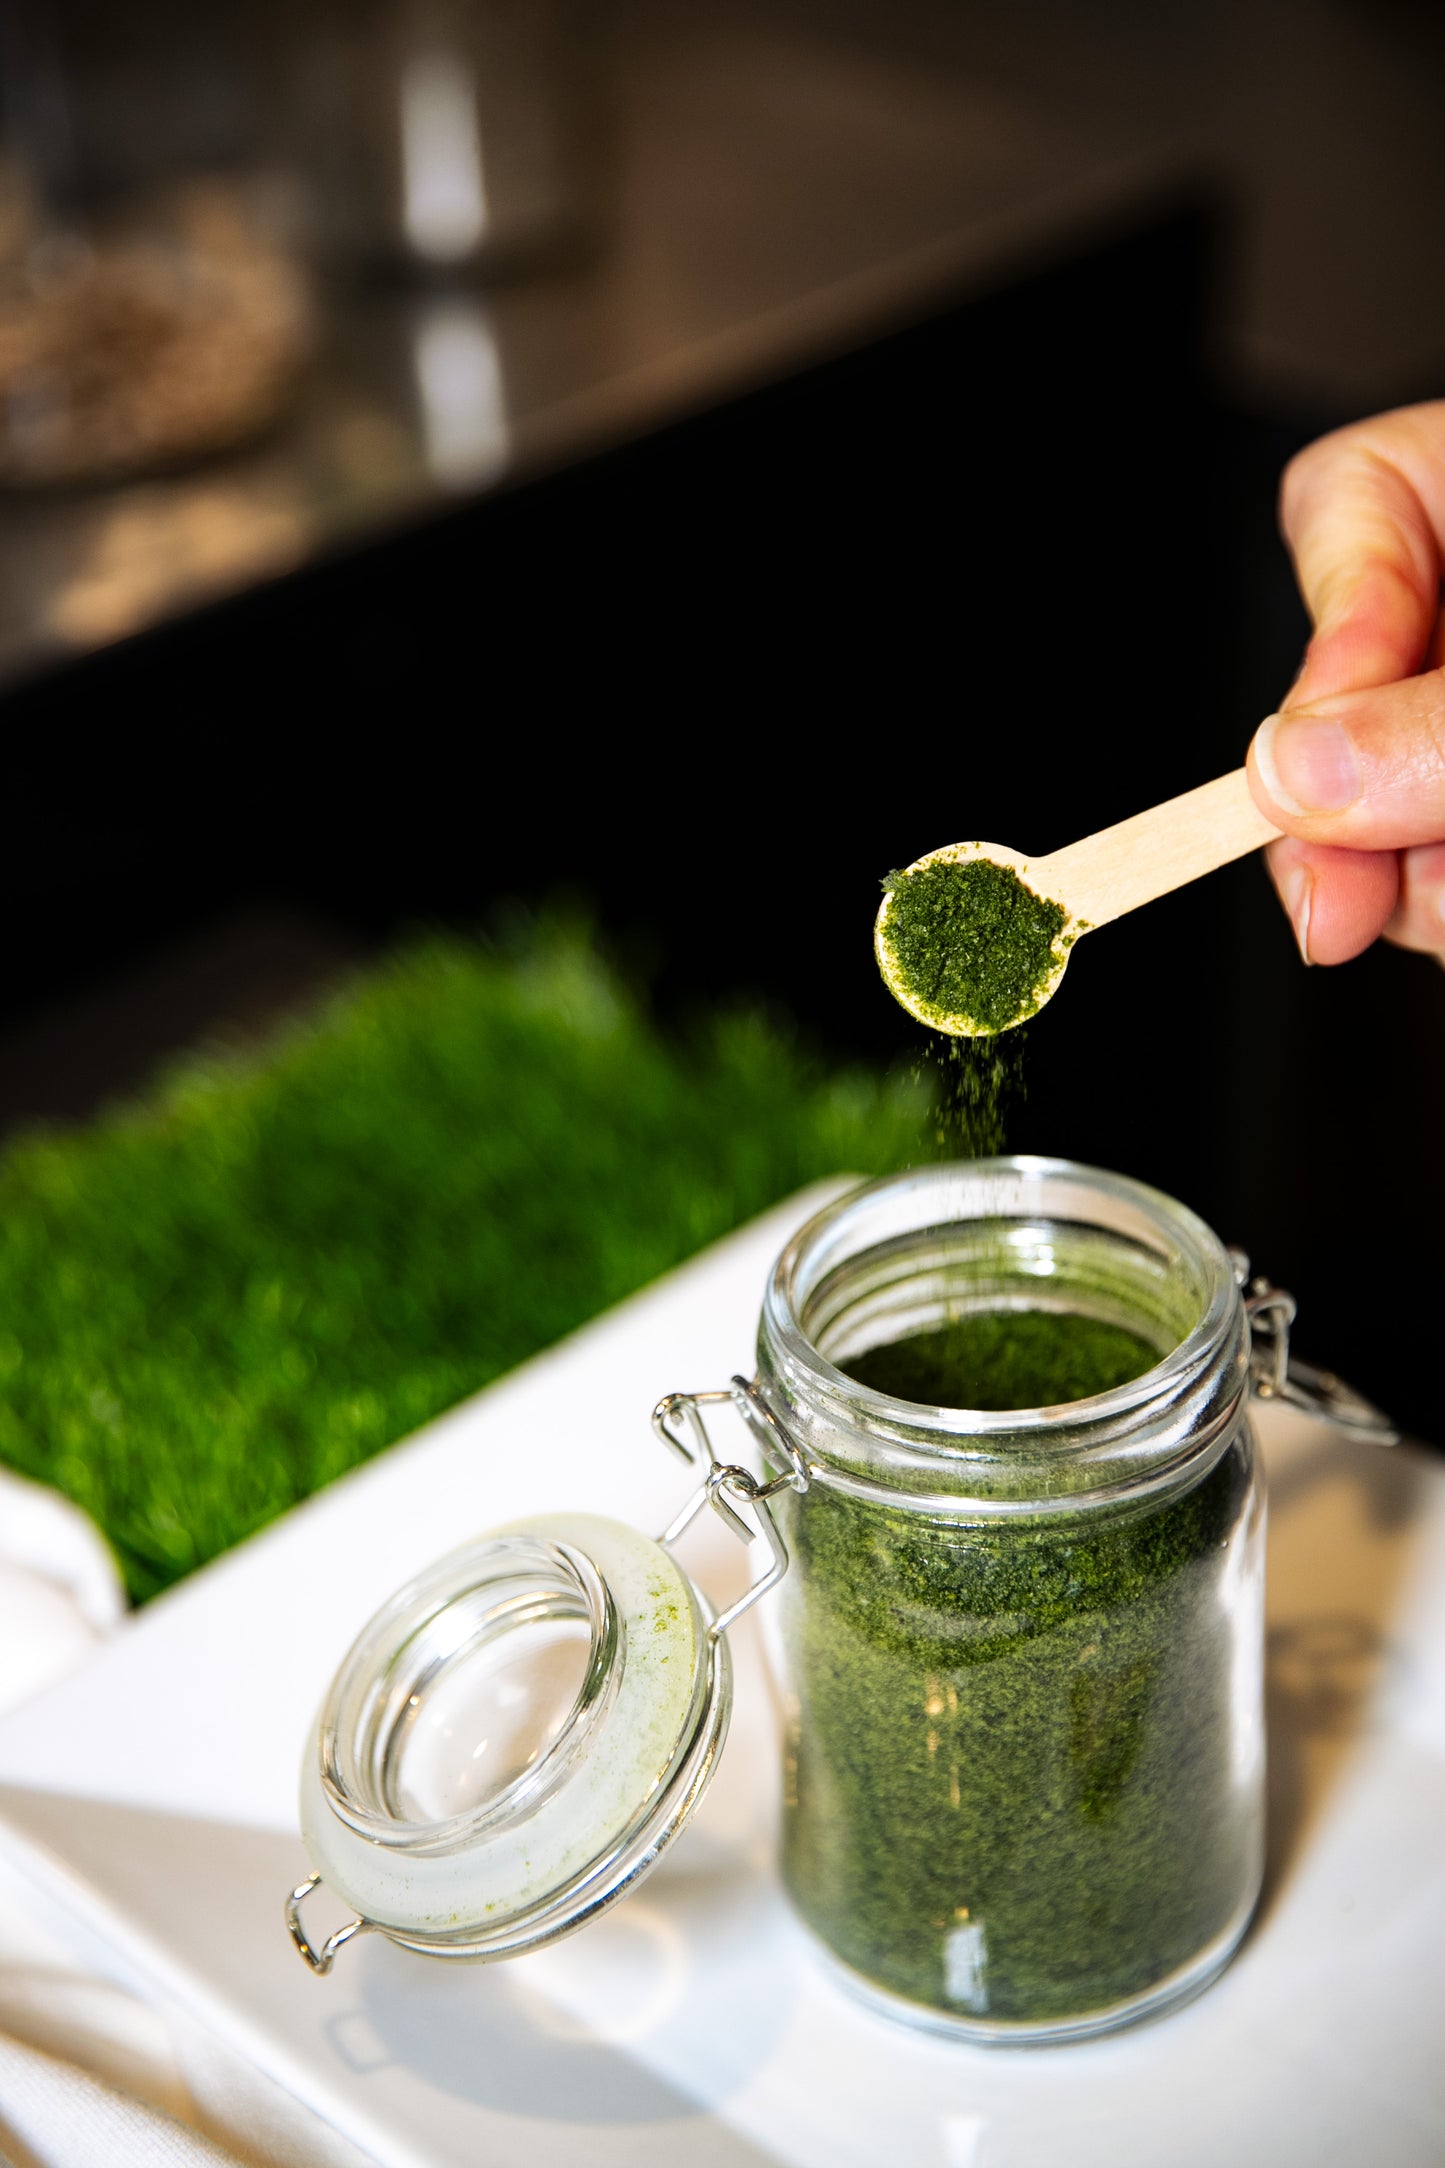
left=880, top=857, right=1067, bottom=1035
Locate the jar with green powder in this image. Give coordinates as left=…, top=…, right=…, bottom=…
left=753, top=1158, right=1268, bottom=2042
left=287, top=1156, right=1391, bottom=2040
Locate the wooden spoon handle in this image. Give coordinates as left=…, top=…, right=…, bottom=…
left=1037, top=768, right=1281, bottom=931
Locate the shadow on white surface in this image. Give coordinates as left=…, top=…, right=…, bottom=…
left=342, top=1835, right=784, bottom=2124
left=0, top=1791, right=786, bottom=2167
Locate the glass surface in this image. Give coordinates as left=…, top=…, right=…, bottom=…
left=301, top=1513, right=732, bottom=1958
left=756, top=1158, right=1265, bottom=2042
left=384, top=1613, right=594, bottom=1824
left=321, top=1533, right=619, bottom=1852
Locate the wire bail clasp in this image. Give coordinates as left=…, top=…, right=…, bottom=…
left=286, top=1874, right=370, bottom=1976
left=653, top=1377, right=811, bottom=1640
left=1232, top=1252, right=1398, bottom=1445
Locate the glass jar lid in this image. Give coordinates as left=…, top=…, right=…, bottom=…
left=293, top=1510, right=731, bottom=1967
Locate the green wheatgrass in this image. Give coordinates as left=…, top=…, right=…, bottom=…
left=777, top=1310, right=1255, bottom=2026
left=0, top=927, right=926, bottom=1603
left=882, top=858, right=1067, bottom=1033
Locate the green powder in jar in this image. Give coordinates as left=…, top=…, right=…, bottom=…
left=847, top=1310, right=1153, bottom=1409
left=881, top=858, right=1067, bottom=1035
left=778, top=1306, right=1258, bottom=2028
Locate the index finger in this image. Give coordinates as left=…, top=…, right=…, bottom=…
left=1281, top=401, right=1445, bottom=706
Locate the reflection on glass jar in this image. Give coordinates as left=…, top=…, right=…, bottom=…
left=755, top=1160, right=1267, bottom=2042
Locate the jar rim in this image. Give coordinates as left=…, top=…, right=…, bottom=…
left=757, top=1156, right=1247, bottom=1513
left=769, top=1155, right=1236, bottom=1433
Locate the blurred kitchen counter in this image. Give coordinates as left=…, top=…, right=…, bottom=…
left=0, top=11, right=1185, bottom=683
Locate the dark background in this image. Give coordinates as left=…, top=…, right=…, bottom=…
left=0, top=16, right=1441, bottom=1436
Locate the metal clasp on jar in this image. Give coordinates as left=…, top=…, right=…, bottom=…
left=1230, top=1250, right=1398, bottom=1446
left=652, top=1377, right=811, bottom=1636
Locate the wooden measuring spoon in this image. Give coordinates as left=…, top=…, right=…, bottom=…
left=875, top=768, right=1281, bottom=1036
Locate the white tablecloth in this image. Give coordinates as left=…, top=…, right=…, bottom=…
left=0, top=1782, right=377, bottom=2168
left=0, top=1463, right=373, bottom=2166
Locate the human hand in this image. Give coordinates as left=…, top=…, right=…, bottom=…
left=1246, top=400, right=1445, bottom=966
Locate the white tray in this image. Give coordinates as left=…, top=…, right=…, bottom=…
left=0, top=1184, right=1441, bottom=2168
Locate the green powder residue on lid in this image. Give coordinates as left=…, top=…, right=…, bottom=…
left=881, top=858, right=1067, bottom=1034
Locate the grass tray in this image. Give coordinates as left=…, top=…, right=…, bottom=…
left=0, top=929, right=919, bottom=1602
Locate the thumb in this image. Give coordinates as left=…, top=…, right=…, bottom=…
left=1247, top=666, right=1445, bottom=850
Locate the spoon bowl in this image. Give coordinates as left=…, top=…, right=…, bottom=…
left=874, top=840, right=1076, bottom=1037
left=874, top=770, right=1281, bottom=1038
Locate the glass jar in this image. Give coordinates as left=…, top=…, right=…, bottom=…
left=755, top=1158, right=1265, bottom=2042
left=287, top=1156, right=1391, bottom=2038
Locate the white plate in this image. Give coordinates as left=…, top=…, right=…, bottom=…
left=0, top=1184, right=1442, bottom=2168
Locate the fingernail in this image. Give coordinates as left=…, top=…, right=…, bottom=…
left=1254, top=712, right=1362, bottom=817
left=1277, top=860, right=1314, bottom=965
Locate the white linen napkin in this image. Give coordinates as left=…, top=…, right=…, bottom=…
left=0, top=2030, right=239, bottom=2168
left=0, top=1464, right=126, bottom=1713
left=0, top=1476, right=254, bottom=2162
